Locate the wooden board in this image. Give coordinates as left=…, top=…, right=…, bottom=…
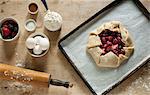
left=0, top=0, right=150, bottom=95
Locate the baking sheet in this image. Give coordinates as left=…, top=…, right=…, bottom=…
left=140, top=0, right=150, bottom=13
left=59, top=0, right=150, bottom=95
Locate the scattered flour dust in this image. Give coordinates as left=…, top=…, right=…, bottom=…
left=15, top=52, right=26, bottom=68
left=0, top=81, right=32, bottom=95
left=0, top=80, right=49, bottom=95
left=108, top=62, right=150, bottom=95
left=9, top=82, right=32, bottom=93
left=0, top=50, right=48, bottom=95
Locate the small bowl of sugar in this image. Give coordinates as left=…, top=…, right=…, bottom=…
left=24, top=19, right=36, bottom=32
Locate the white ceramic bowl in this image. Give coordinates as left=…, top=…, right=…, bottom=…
left=0, top=17, right=20, bottom=41
left=26, top=32, right=50, bottom=57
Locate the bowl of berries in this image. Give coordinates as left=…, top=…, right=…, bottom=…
left=0, top=17, right=20, bottom=41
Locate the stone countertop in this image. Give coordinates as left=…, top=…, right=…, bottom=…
left=0, top=0, right=149, bottom=95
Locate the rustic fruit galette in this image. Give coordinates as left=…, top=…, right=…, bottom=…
left=87, top=21, right=134, bottom=68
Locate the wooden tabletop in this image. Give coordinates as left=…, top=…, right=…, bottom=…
left=0, top=0, right=149, bottom=95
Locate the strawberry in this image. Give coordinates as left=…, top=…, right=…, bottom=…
left=2, top=27, right=11, bottom=37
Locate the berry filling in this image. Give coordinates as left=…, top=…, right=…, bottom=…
left=0, top=20, right=18, bottom=39
left=98, top=29, right=125, bottom=56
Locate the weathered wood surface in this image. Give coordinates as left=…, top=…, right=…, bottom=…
left=0, top=0, right=149, bottom=95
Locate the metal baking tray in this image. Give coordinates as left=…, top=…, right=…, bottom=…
left=58, top=0, right=150, bottom=95
left=140, top=0, right=150, bottom=13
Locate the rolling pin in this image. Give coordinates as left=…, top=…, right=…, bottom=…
left=0, top=63, right=73, bottom=88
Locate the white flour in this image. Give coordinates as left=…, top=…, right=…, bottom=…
left=44, top=10, right=62, bottom=31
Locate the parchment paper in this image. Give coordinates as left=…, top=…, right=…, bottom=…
left=60, top=0, right=150, bottom=94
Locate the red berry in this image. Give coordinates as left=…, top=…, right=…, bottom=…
left=103, top=44, right=108, bottom=48
left=106, top=46, right=112, bottom=52
left=101, top=37, right=106, bottom=43
left=112, top=44, right=118, bottom=50
left=107, top=36, right=113, bottom=41
left=113, top=38, right=118, bottom=44
left=2, top=27, right=11, bottom=37
left=107, top=41, right=112, bottom=46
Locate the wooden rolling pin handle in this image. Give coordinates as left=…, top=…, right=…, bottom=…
left=48, top=75, right=73, bottom=88
left=0, top=64, right=73, bottom=88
